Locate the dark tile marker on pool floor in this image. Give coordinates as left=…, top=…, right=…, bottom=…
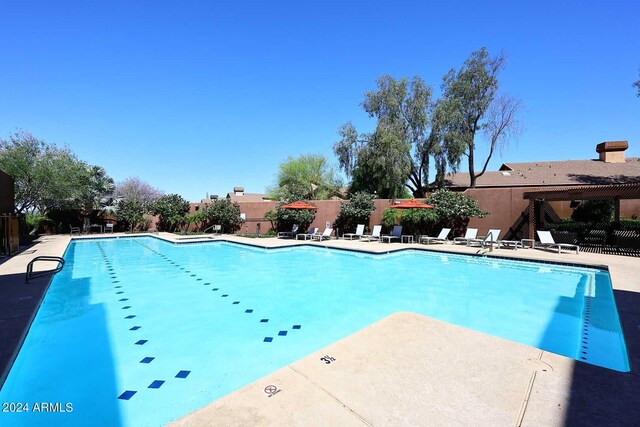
left=140, top=357, right=155, bottom=363
left=260, top=319, right=269, bottom=323
left=118, top=390, right=137, bottom=400
left=263, top=337, right=273, bottom=343
left=292, top=325, right=301, bottom=329
left=148, top=380, right=165, bottom=389
left=175, top=370, right=190, bottom=379
left=125, top=315, right=136, bottom=319
left=130, top=326, right=141, bottom=331
left=245, top=309, right=253, bottom=313
left=278, top=331, right=287, bottom=336
left=135, top=340, right=148, bottom=345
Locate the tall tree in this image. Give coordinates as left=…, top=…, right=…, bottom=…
left=634, top=69, right=640, bottom=97
left=115, top=177, right=164, bottom=204
left=0, top=130, right=114, bottom=214
left=433, top=48, right=521, bottom=188
left=334, top=75, right=434, bottom=198
left=269, top=154, right=343, bottom=200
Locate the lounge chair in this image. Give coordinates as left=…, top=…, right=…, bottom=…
left=70, top=226, right=81, bottom=235
left=420, top=228, right=451, bottom=245
left=536, top=230, right=580, bottom=254
left=343, top=224, right=365, bottom=240
left=105, top=223, right=114, bottom=233
left=277, top=224, right=298, bottom=239
left=468, top=229, right=501, bottom=248
left=296, top=227, right=319, bottom=240
left=453, top=228, right=478, bottom=245
left=381, top=225, right=403, bottom=243
left=360, top=225, right=382, bottom=242
left=312, top=228, right=333, bottom=241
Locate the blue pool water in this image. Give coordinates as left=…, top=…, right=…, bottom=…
left=0, top=237, right=629, bottom=426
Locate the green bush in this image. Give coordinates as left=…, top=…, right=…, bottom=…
left=619, top=219, right=640, bottom=232
left=334, top=192, right=376, bottom=235
left=381, top=207, right=438, bottom=235
left=117, top=199, right=148, bottom=232
left=571, top=200, right=615, bottom=223
left=275, top=202, right=316, bottom=233
left=426, top=189, right=487, bottom=235
left=203, top=199, right=244, bottom=233
left=150, top=194, right=190, bottom=232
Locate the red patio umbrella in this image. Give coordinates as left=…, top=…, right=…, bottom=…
left=389, top=199, right=434, bottom=209
left=280, top=201, right=318, bottom=210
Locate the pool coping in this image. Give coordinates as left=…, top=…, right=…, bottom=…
left=1, top=233, right=639, bottom=423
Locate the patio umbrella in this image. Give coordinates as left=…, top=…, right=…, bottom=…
left=280, top=201, right=318, bottom=210
left=389, top=199, right=434, bottom=209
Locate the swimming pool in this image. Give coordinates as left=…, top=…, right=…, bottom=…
left=0, top=237, right=629, bottom=426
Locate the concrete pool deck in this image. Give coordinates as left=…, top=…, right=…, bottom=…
left=1, top=232, right=639, bottom=425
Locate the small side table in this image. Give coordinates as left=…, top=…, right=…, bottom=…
left=521, top=239, right=536, bottom=249
left=401, top=235, right=414, bottom=244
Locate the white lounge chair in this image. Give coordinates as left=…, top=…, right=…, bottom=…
left=105, top=223, right=114, bottom=233
left=360, top=225, right=382, bottom=242
left=453, top=228, right=478, bottom=245
left=468, top=229, right=501, bottom=248
left=420, top=228, right=451, bottom=245
left=296, top=227, right=319, bottom=240
left=343, top=224, right=365, bottom=240
left=536, top=231, right=580, bottom=254
left=277, top=224, right=298, bottom=239
left=312, top=228, right=333, bottom=241
left=381, top=225, right=403, bottom=243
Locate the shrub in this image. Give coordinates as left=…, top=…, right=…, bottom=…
left=204, top=199, right=244, bottom=233
left=381, top=207, right=438, bottom=235
left=426, top=189, right=487, bottom=235
left=117, top=199, right=147, bottom=232
left=334, top=192, right=376, bottom=235
left=275, top=202, right=316, bottom=233
left=150, top=194, right=190, bottom=232
left=571, top=200, right=615, bottom=223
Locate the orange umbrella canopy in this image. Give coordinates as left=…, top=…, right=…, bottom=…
left=389, top=199, right=434, bottom=209
left=280, top=201, right=318, bottom=210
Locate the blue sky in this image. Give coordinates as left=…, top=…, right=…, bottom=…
left=1, top=1, right=639, bottom=201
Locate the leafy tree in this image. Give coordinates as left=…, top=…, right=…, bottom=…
left=381, top=207, right=438, bottom=236
left=275, top=202, right=316, bottom=233
left=571, top=200, right=615, bottom=223
left=433, top=48, right=521, bottom=188
left=334, top=192, right=376, bottom=235
left=117, top=199, right=147, bottom=232
left=426, top=189, right=487, bottom=234
left=115, top=177, right=164, bottom=204
left=0, top=130, right=114, bottom=215
left=203, top=199, right=243, bottom=233
left=334, top=75, right=434, bottom=198
left=150, top=194, right=190, bottom=232
left=269, top=154, right=342, bottom=200
left=634, top=70, right=640, bottom=97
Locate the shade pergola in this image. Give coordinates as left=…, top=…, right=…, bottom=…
left=523, top=183, right=640, bottom=239
left=389, top=199, right=434, bottom=209
left=280, top=201, right=318, bottom=210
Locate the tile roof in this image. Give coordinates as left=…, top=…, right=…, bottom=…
left=443, top=158, right=640, bottom=188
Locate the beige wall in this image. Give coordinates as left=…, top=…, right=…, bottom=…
left=184, top=190, right=640, bottom=237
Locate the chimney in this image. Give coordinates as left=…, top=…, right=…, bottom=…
left=233, top=186, right=244, bottom=196
left=596, top=141, right=628, bottom=163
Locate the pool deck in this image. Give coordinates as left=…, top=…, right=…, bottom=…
left=1, top=232, right=639, bottom=425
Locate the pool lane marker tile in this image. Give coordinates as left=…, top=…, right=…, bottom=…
left=245, top=309, right=253, bottom=313
left=140, top=357, right=155, bottom=363
left=260, top=319, right=269, bottom=323
left=263, top=337, right=273, bottom=342
left=122, top=306, right=132, bottom=309
left=278, top=331, right=287, bottom=336
left=125, top=315, right=136, bottom=319
left=148, top=380, right=165, bottom=389
left=130, top=326, right=141, bottom=331
left=221, top=294, right=229, bottom=297
left=119, top=298, right=129, bottom=301
left=232, top=301, right=240, bottom=304
left=292, top=325, right=301, bottom=329
left=176, top=370, right=190, bottom=379
left=135, top=339, right=148, bottom=345
left=118, top=390, right=137, bottom=400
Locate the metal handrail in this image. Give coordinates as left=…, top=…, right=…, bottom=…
left=25, top=256, right=65, bottom=283
left=203, top=224, right=222, bottom=234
